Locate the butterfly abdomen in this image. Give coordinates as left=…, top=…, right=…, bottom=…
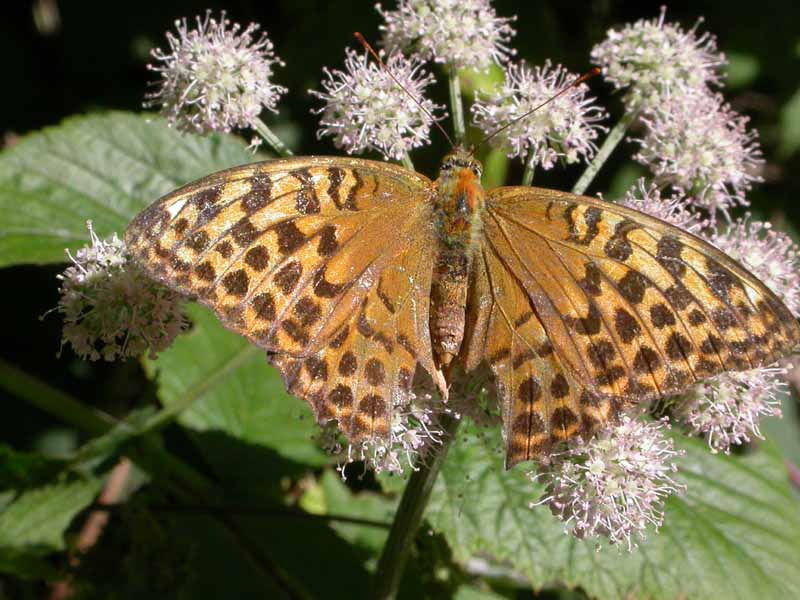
left=430, top=165, right=486, bottom=367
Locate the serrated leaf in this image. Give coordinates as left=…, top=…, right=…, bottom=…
left=146, top=304, right=328, bottom=480
left=0, top=111, right=256, bottom=267
left=427, top=422, right=800, bottom=600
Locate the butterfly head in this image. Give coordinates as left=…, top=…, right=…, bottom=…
left=438, top=147, right=483, bottom=182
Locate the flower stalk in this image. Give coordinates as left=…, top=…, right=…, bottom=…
left=572, top=106, right=639, bottom=195
left=448, top=70, right=466, bottom=143
left=252, top=118, right=293, bottom=157
left=371, top=413, right=460, bottom=600
left=521, top=148, right=537, bottom=186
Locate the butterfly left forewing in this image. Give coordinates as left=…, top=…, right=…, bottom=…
left=125, top=156, right=442, bottom=445
left=465, top=185, right=800, bottom=467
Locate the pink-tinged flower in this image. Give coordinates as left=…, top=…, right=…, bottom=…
left=56, top=222, right=187, bottom=362
left=376, top=0, right=516, bottom=72
left=591, top=8, right=725, bottom=111
left=341, top=390, right=448, bottom=475
left=708, top=216, right=800, bottom=316
left=310, top=48, right=444, bottom=161
left=674, top=365, right=787, bottom=454
left=620, top=178, right=707, bottom=235
left=471, top=61, right=607, bottom=169
left=634, top=91, right=763, bottom=218
left=532, top=415, right=685, bottom=551
left=146, top=11, right=286, bottom=136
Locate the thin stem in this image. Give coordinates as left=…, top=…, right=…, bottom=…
left=0, top=358, right=115, bottom=436
left=448, top=70, right=466, bottom=143
left=253, top=118, right=294, bottom=157
left=371, top=414, right=461, bottom=600
left=401, top=152, right=415, bottom=172
left=521, top=148, right=538, bottom=187
left=571, top=107, right=640, bottom=195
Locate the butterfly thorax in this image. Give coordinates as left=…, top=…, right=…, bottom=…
left=430, top=149, right=485, bottom=369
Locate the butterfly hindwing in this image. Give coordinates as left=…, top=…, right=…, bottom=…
left=125, top=156, right=442, bottom=443
left=465, top=186, right=800, bottom=466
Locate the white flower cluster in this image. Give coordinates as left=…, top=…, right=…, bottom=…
left=592, top=9, right=761, bottom=219
left=377, top=0, right=516, bottom=72
left=620, top=178, right=707, bottom=235
left=310, top=49, right=444, bottom=161
left=673, top=366, right=787, bottom=454
left=146, top=11, right=286, bottom=136
left=56, top=222, right=187, bottom=361
left=533, top=415, right=685, bottom=551
left=591, top=8, right=725, bottom=111
left=635, top=92, right=763, bottom=215
left=342, top=390, right=448, bottom=475
left=471, top=61, right=607, bottom=168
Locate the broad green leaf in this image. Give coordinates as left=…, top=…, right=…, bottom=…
left=454, top=586, right=512, bottom=600
left=147, top=305, right=328, bottom=481
left=427, top=422, right=800, bottom=600
left=316, top=470, right=395, bottom=555
left=0, top=111, right=256, bottom=267
left=0, top=474, right=104, bottom=579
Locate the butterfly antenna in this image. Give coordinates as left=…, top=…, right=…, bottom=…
left=470, top=67, right=601, bottom=156
left=354, top=32, right=455, bottom=149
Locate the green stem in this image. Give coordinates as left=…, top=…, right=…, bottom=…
left=448, top=70, right=466, bottom=143
left=0, top=358, right=115, bottom=436
left=571, top=107, right=640, bottom=195
left=253, top=118, right=293, bottom=157
left=401, top=152, right=415, bottom=172
left=521, top=149, right=538, bottom=187
left=371, top=414, right=461, bottom=600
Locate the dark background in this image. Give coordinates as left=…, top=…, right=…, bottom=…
left=2, top=0, right=799, bottom=482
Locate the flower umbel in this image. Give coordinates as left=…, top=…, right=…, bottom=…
left=634, top=91, right=763, bottom=217
left=674, top=366, right=787, bottom=454
left=619, top=178, right=707, bottom=235
left=377, top=0, right=516, bottom=72
left=310, top=48, right=444, bottom=161
left=591, top=8, right=725, bottom=111
left=471, top=61, right=607, bottom=170
left=708, top=216, right=800, bottom=316
left=56, top=222, right=187, bottom=362
left=533, top=415, right=685, bottom=550
left=146, top=11, right=286, bottom=136
left=341, top=389, right=447, bottom=475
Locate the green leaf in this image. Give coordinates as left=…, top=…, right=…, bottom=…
left=316, top=470, right=395, bottom=555
left=0, top=111, right=256, bottom=267
left=427, top=422, right=800, bottom=600
left=0, top=473, right=104, bottom=579
left=146, top=304, right=328, bottom=482
left=0, top=444, right=65, bottom=490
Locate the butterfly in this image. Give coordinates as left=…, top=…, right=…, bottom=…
left=124, top=148, right=800, bottom=468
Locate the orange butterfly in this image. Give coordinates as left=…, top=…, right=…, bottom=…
left=125, top=148, right=800, bottom=467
